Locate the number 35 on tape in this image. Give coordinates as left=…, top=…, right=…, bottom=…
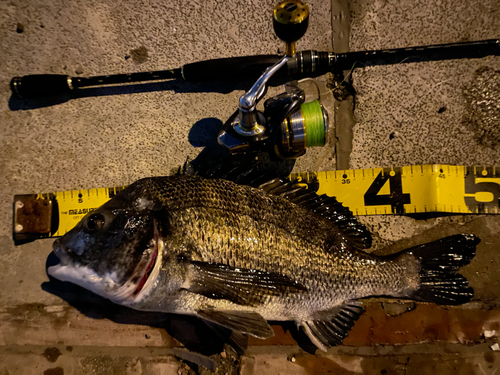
left=291, top=164, right=500, bottom=215
left=13, top=164, right=500, bottom=244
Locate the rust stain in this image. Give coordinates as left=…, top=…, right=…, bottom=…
left=249, top=303, right=497, bottom=347
left=42, top=347, right=62, bottom=363
left=15, top=196, right=52, bottom=234
left=345, top=303, right=488, bottom=346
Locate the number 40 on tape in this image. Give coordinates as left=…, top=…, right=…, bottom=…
left=291, top=164, right=500, bottom=215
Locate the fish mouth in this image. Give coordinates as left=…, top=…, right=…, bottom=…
left=48, top=239, right=162, bottom=304
left=131, top=240, right=160, bottom=296
left=48, top=230, right=163, bottom=304
left=109, top=231, right=163, bottom=304
left=124, top=224, right=163, bottom=304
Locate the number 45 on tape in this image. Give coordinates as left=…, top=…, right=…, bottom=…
left=12, top=164, right=500, bottom=243
left=291, top=164, right=500, bottom=215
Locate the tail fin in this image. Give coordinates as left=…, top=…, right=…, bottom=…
left=407, top=234, right=479, bottom=305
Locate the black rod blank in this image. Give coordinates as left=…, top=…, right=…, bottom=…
left=10, top=39, right=499, bottom=99
left=333, top=39, right=500, bottom=70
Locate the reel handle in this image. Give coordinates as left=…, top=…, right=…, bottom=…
left=273, top=1, right=310, bottom=56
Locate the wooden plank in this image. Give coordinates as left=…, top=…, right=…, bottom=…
left=0, top=304, right=179, bottom=347
left=1, top=302, right=498, bottom=348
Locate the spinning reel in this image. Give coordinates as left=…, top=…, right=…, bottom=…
left=217, top=0, right=329, bottom=160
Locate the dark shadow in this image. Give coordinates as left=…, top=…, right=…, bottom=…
left=9, top=93, right=73, bottom=111
left=188, top=117, right=223, bottom=149
left=185, top=117, right=234, bottom=177
left=186, top=146, right=296, bottom=182
left=279, top=321, right=319, bottom=355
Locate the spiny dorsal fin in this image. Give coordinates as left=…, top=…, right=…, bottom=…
left=259, top=178, right=373, bottom=249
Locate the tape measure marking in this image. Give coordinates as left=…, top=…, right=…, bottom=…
left=12, top=164, right=500, bottom=242
left=292, top=164, right=500, bottom=216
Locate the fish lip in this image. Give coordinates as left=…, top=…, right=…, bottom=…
left=52, top=238, right=72, bottom=266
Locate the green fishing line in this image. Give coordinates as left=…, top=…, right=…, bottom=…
left=301, top=100, right=325, bottom=147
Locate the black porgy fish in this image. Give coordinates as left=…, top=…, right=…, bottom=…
left=49, top=175, right=479, bottom=350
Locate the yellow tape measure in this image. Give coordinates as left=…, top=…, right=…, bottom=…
left=13, top=164, right=500, bottom=243
left=291, top=165, right=499, bottom=215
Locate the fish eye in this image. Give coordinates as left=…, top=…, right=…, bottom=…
left=83, top=213, right=105, bottom=233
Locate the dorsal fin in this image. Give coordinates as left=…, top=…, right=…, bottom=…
left=184, top=151, right=372, bottom=250
left=259, top=178, right=372, bottom=250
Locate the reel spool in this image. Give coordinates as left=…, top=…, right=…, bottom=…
left=280, top=99, right=329, bottom=152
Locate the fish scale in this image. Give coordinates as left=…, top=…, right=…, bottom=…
left=141, top=177, right=416, bottom=311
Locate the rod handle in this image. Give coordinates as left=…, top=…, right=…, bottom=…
left=10, top=74, right=72, bottom=99
left=181, top=55, right=282, bottom=81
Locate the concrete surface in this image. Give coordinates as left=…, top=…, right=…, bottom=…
left=1, top=0, right=500, bottom=374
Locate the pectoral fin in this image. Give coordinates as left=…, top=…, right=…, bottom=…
left=300, top=302, right=365, bottom=352
left=184, top=261, right=307, bottom=306
left=197, top=310, right=274, bottom=339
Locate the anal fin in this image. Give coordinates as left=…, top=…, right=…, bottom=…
left=301, top=302, right=365, bottom=352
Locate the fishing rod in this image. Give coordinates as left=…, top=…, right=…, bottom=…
left=10, top=39, right=499, bottom=100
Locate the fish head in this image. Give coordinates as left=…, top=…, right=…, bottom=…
left=48, top=183, right=163, bottom=304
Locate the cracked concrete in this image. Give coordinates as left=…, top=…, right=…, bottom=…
left=1, top=0, right=500, bottom=374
